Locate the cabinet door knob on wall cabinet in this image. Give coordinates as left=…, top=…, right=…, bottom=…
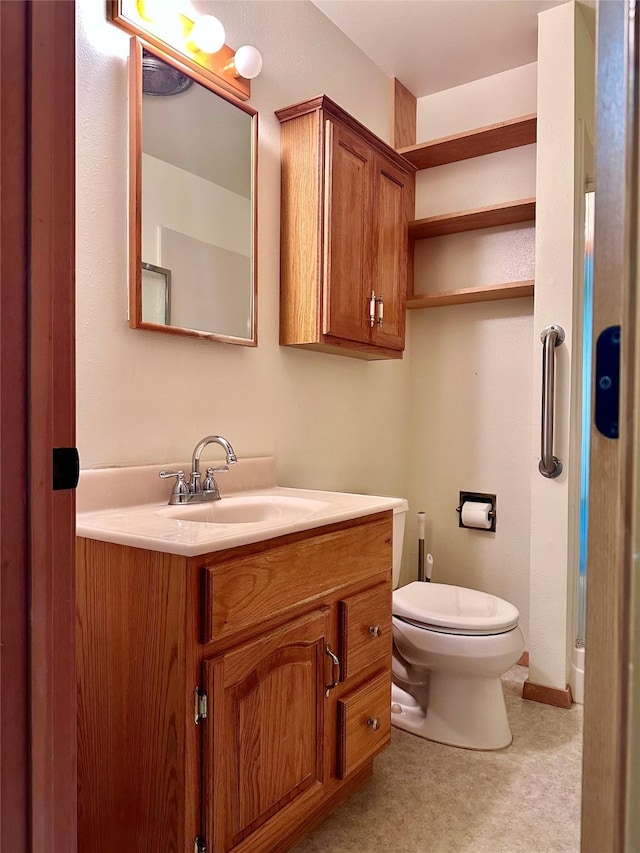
left=368, top=625, right=382, bottom=638
left=367, top=717, right=381, bottom=731
left=376, top=295, right=384, bottom=327
left=368, top=290, right=377, bottom=327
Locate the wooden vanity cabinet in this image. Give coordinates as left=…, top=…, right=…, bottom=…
left=77, top=512, right=394, bottom=853
left=276, top=95, right=414, bottom=360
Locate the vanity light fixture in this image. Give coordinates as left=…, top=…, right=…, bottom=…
left=109, top=0, right=262, bottom=100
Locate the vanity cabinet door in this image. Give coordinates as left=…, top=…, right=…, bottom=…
left=203, top=608, right=331, bottom=852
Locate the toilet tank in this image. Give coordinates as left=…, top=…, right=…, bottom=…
left=392, top=500, right=409, bottom=589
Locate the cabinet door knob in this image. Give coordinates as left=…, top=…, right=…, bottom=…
left=368, top=625, right=382, bottom=638
left=367, top=717, right=381, bottom=731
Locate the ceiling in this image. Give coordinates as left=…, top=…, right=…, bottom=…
left=310, top=0, right=569, bottom=97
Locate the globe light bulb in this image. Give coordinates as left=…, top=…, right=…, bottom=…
left=136, top=0, right=178, bottom=42
left=189, top=15, right=226, bottom=54
left=233, top=45, right=263, bottom=79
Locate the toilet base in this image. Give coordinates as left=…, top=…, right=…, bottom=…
left=391, top=670, right=513, bottom=750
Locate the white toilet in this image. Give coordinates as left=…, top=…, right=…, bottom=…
left=391, top=505, right=524, bottom=750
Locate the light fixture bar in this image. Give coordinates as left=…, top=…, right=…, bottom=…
left=109, top=0, right=252, bottom=101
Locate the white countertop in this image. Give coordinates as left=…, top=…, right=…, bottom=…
left=76, top=460, right=406, bottom=557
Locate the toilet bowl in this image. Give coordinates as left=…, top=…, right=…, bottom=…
left=390, top=506, right=524, bottom=750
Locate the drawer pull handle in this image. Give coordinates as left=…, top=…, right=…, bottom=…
left=325, top=643, right=341, bottom=697
left=367, top=717, right=381, bottom=731
left=368, top=625, right=382, bottom=638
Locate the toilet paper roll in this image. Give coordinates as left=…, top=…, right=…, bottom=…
left=461, top=501, right=493, bottom=530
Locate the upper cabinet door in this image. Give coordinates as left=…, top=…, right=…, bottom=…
left=323, top=120, right=373, bottom=345
left=203, top=608, right=330, bottom=852
left=370, top=157, right=408, bottom=351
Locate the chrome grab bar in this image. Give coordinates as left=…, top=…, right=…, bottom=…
left=539, top=324, right=565, bottom=479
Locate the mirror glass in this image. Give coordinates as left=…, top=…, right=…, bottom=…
left=131, top=40, right=257, bottom=345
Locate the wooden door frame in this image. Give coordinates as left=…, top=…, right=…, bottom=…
left=1, top=3, right=31, bottom=845
left=0, top=2, right=77, bottom=851
left=582, top=2, right=639, bottom=850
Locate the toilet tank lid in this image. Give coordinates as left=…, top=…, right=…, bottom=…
left=393, top=582, right=519, bottom=633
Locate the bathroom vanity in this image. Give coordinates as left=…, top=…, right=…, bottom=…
left=76, top=461, right=400, bottom=852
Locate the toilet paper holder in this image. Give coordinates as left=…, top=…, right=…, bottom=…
left=456, top=491, right=497, bottom=532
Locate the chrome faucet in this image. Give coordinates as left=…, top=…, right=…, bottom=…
left=159, top=435, right=238, bottom=505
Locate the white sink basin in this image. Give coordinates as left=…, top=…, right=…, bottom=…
left=156, top=494, right=331, bottom=525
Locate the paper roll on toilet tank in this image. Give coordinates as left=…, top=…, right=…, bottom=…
left=460, top=501, right=493, bottom=529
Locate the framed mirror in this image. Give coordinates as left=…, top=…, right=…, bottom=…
left=129, top=37, right=258, bottom=345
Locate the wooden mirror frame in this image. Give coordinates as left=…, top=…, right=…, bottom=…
left=129, top=36, right=258, bottom=346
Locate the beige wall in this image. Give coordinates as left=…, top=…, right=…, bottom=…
left=76, top=0, right=409, bottom=504
left=405, top=64, right=538, bottom=644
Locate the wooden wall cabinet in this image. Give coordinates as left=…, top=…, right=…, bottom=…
left=77, top=512, right=393, bottom=853
left=276, top=96, right=414, bottom=360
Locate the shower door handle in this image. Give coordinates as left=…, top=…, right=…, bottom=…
left=539, top=325, right=565, bottom=479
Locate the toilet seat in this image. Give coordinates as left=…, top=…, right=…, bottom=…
left=393, top=582, right=519, bottom=636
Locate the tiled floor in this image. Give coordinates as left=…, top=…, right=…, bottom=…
left=292, top=665, right=583, bottom=853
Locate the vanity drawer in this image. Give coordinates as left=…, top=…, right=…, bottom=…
left=201, top=514, right=392, bottom=643
left=337, top=670, right=391, bottom=778
left=340, top=582, right=392, bottom=680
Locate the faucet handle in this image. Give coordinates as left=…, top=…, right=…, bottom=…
left=159, top=469, right=190, bottom=504
left=159, top=469, right=186, bottom=480
left=203, top=466, right=228, bottom=492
